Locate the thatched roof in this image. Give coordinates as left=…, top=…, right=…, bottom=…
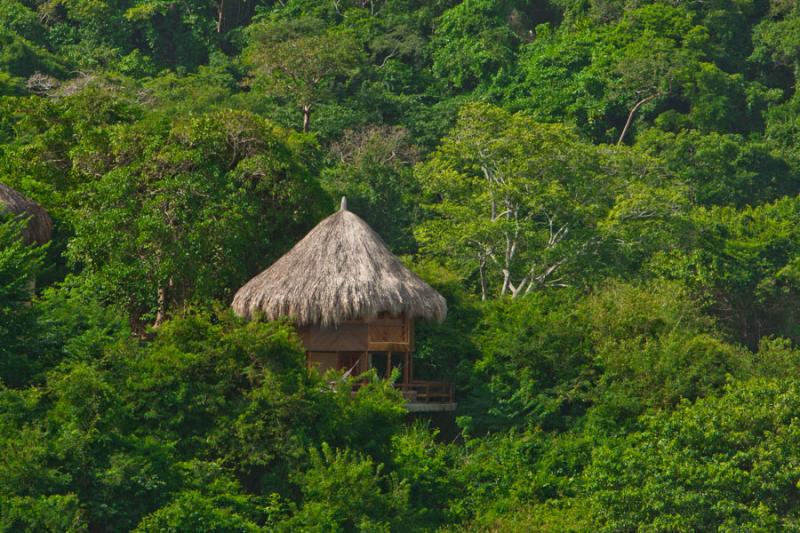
left=0, top=182, right=53, bottom=246
left=232, top=197, right=447, bottom=326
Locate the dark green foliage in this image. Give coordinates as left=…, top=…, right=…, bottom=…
left=6, top=0, right=800, bottom=530
left=430, top=0, right=522, bottom=93
left=637, top=129, right=798, bottom=207
left=0, top=309, right=411, bottom=530
left=581, top=280, right=751, bottom=429
left=0, top=217, right=44, bottom=386
left=66, top=109, right=325, bottom=329
left=390, top=423, right=454, bottom=528
left=652, top=197, right=800, bottom=347
left=282, top=443, right=410, bottom=531
left=457, top=280, right=752, bottom=434
left=0, top=27, right=65, bottom=83
left=464, top=290, right=590, bottom=433
left=321, top=124, right=421, bottom=252
left=587, top=378, right=800, bottom=530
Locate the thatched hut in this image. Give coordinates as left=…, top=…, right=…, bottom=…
left=233, top=198, right=450, bottom=398
left=0, top=182, right=53, bottom=246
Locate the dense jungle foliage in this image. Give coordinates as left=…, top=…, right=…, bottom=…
left=6, top=0, right=800, bottom=530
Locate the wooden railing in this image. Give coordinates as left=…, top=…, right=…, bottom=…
left=348, top=379, right=455, bottom=404
left=395, top=380, right=454, bottom=403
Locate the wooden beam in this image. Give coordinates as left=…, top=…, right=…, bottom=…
left=367, top=341, right=409, bottom=351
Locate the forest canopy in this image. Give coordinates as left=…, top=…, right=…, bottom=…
left=5, top=0, right=800, bottom=530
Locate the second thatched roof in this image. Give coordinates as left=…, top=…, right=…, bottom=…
left=0, top=182, right=53, bottom=246
left=232, top=198, right=447, bottom=327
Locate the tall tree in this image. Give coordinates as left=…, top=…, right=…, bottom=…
left=245, top=18, right=362, bottom=132
left=322, top=124, right=420, bottom=252
left=66, top=110, right=325, bottom=330
left=416, top=103, right=606, bottom=299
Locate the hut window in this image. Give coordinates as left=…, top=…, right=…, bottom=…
left=369, top=351, right=388, bottom=378
left=368, top=351, right=406, bottom=379
left=338, top=352, right=363, bottom=374
left=390, top=352, right=404, bottom=373
left=308, top=352, right=338, bottom=372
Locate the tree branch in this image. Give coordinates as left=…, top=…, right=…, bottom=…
left=617, top=93, right=661, bottom=146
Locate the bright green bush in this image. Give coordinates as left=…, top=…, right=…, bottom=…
left=281, top=443, right=410, bottom=532
left=0, top=494, right=86, bottom=532
left=586, top=378, right=800, bottom=530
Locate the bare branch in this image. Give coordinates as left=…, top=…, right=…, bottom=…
left=617, top=93, right=661, bottom=145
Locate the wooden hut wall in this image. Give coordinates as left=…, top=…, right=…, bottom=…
left=300, top=317, right=414, bottom=383
left=298, top=323, right=368, bottom=351
left=298, top=317, right=413, bottom=352
left=368, top=316, right=407, bottom=343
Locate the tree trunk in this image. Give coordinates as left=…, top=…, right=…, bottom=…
left=302, top=105, right=312, bottom=132
left=216, top=0, right=224, bottom=33
left=501, top=268, right=511, bottom=296
left=153, top=277, right=173, bottom=328
left=129, top=312, right=146, bottom=337
left=510, top=279, right=528, bottom=298
left=154, top=286, right=166, bottom=328
left=479, top=256, right=487, bottom=301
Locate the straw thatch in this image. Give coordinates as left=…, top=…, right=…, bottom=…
left=0, top=182, right=53, bottom=246
left=232, top=197, right=447, bottom=326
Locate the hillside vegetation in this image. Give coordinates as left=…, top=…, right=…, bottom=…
left=5, top=0, right=800, bottom=530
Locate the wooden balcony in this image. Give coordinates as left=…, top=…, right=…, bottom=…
left=348, top=379, right=456, bottom=412
left=396, top=380, right=453, bottom=403
left=396, top=380, right=456, bottom=412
